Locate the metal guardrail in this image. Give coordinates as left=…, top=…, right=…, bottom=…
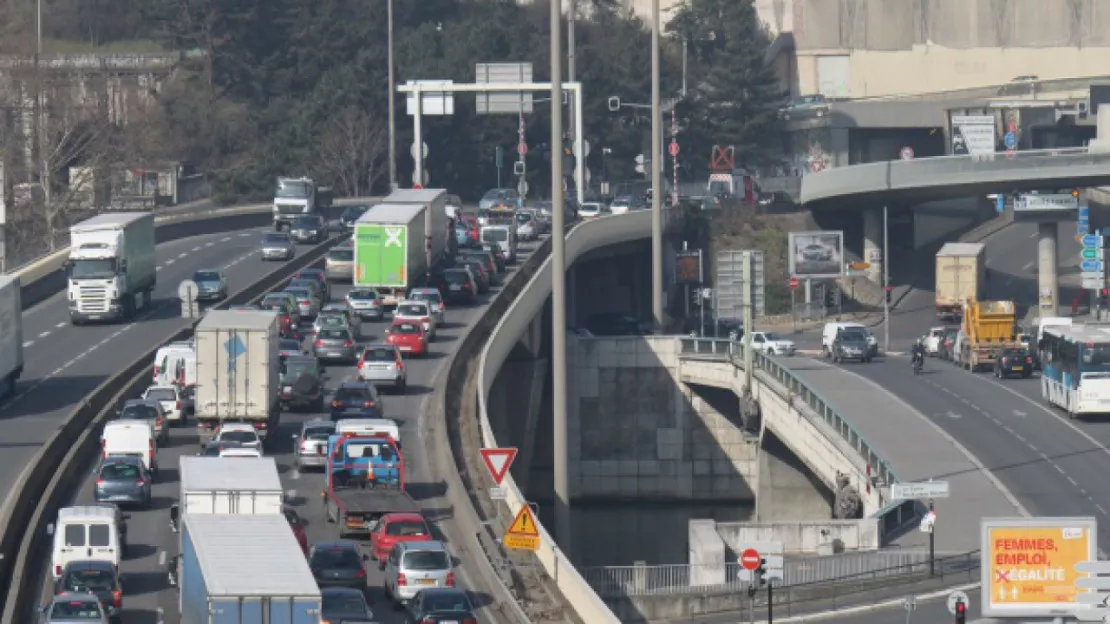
left=676, top=336, right=923, bottom=542
left=582, top=550, right=979, bottom=598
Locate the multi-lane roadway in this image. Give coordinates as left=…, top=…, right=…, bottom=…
left=28, top=230, right=539, bottom=622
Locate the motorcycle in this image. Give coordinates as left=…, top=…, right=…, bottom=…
left=912, top=352, right=924, bottom=375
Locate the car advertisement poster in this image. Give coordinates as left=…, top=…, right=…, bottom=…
left=788, top=231, right=844, bottom=279
left=950, top=115, right=997, bottom=156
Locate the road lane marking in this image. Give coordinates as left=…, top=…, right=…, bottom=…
left=38, top=331, right=49, bottom=339
left=191, top=246, right=201, bottom=252
left=178, top=252, right=188, bottom=259
left=158, top=550, right=166, bottom=565
left=54, top=322, right=65, bottom=329
left=1022, top=260, right=1035, bottom=271
left=22, top=341, right=33, bottom=348
left=165, top=259, right=175, bottom=265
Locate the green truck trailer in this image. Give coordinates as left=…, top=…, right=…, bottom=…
left=352, top=203, right=431, bottom=307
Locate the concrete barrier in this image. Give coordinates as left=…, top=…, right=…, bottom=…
left=0, top=235, right=341, bottom=620
left=12, top=198, right=379, bottom=310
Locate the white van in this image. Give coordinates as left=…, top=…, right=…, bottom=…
left=50, top=505, right=123, bottom=580
left=102, top=420, right=157, bottom=473
left=481, top=225, right=517, bottom=263
left=153, top=341, right=194, bottom=383
left=155, top=349, right=197, bottom=388
left=336, top=418, right=402, bottom=448
left=822, top=322, right=878, bottom=356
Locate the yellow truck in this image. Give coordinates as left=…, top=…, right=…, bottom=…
left=956, top=299, right=1020, bottom=371
left=935, top=242, right=985, bottom=321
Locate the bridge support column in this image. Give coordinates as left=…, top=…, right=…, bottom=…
left=515, top=357, right=548, bottom=492
left=863, top=208, right=883, bottom=284
left=1038, top=222, right=1059, bottom=317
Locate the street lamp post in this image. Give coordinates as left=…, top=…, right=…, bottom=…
left=651, top=0, right=664, bottom=329
left=387, top=0, right=398, bottom=191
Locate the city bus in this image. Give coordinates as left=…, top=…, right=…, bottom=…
left=1040, top=324, right=1110, bottom=417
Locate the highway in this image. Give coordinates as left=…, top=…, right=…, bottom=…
left=31, top=236, right=541, bottom=623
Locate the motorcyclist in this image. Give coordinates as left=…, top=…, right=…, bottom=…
left=911, top=338, right=926, bottom=370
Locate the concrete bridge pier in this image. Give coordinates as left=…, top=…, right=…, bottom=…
left=862, top=207, right=883, bottom=284
left=487, top=315, right=547, bottom=492
left=1038, top=221, right=1059, bottom=315
left=755, top=427, right=836, bottom=522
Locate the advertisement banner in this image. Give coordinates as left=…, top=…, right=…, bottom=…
left=980, top=517, right=1097, bottom=617
left=788, top=231, right=844, bottom=279
left=951, top=115, right=997, bottom=156
left=1013, top=194, right=1079, bottom=212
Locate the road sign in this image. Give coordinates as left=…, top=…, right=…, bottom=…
left=891, top=481, right=950, bottom=500
left=981, top=517, right=1097, bottom=617
left=1083, top=235, right=1102, bottom=248
left=1083, top=249, right=1101, bottom=260
left=479, top=447, right=518, bottom=485
left=1009, top=120, right=1018, bottom=133
left=411, top=169, right=430, bottom=187
left=572, top=139, right=590, bottom=158
left=1083, top=276, right=1105, bottom=289
left=410, top=141, right=429, bottom=160
left=517, top=179, right=529, bottom=198
left=572, top=167, right=592, bottom=185
left=669, top=141, right=680, bottom=157
left=488, top=486, right=506, bottom=500
left=518, top=142, right=528, bottom=156
left=947, top=590, right=971, bottom=615
left=740, top=548, right=761, bottom=571
left=996, top=194, right=1006, bottom=213
left=1082, top=260, right=1104, bottom=273
left=902, top=595, right=917, bottom=611
left=412, top=183, right=423, bottom=190
left=1081, top=206, right=1091, bottom=220
left=1004, top=132, right=1017, bottom=150
left=503, top=505, right=541, bottom=551
left=848, top=262, right=870, bottom=271
left=789, top=276, right=799, bottom=290
left=178, top=279, right=199, bottom=302
left=899, top=146, right=914, bottom=160
left=735, top=542, right=783, bottom=583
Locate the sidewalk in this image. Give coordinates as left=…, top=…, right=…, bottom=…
left=781, top=357, right=1025, bottom=551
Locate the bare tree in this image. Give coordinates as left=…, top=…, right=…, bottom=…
left=315, top=106, right=388, bottom=197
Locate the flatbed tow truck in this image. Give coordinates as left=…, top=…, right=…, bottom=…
left=323, top=433, right=418, bottom=538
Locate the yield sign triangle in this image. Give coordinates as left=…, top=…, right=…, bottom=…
left=480, top=447, right=518, bottom=485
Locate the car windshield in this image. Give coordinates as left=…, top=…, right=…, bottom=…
left=193, top=271, right=220, bottom=282
left=282, top=361, right=315, bottom=377
left=386, top=521, right=428, bottom=537
left=483, top=229, right=508, bottom=242
left=404, top=551, right=449, bottom=570
left=328, top=248, right=353, bottom=261
left=764, top=333, right=782, bottom=341
left=100, top=462, right=141, bottom=480
left=444, top=271, right=468, bottom=284
left=286, top=288, right=310, bottom=299
left=49, top=600, right=103, bottom=619
left=304, top=426, right=334, bottom=441
left=1003, top=349, right=1027, bottom=357
left=348, top=289, right=377, bottom=301
left=516, top=212, right=533, bottom=222
left=120, top=404, right=159, bottom=420
left=219, top=431, right=257, bottom=444
left=397, top=304, right=426, bottom=316
left=62, top=568, right=116, bottom=592
left=276, top=180, right=311, bottom=198
left=263, top=233, right=290, bottom=244
left=323, top=591, right=367, bottom=614
left=318, top=315, right=346, bottom=327
left=423, top=592, right=472, bottom=613
left=318, top=329, right=349, bottom=340
left=144, top=388, right=175, bottom=402
left=482, top=189, right=509, bottom=201
left=335, top=386, right=370, bottom=401
left=313, top=548, right=362, bottom=568
left=342, top=206, right=369, bottom=220
left=840, top=330, right=868, bottom=342
left=412, top=291, right=441, bottom=303
left=279, top=340, right=301, bottom=351
left=362, top=347, right=396, bottom=362
left=392, top=323, right=419, bottom=335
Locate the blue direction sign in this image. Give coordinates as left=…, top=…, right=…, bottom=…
left=1083, top=235, right=1102, bottom=248
left=995, top=195, right=1005, bottom=214
left=1079, top=222, right=1091, bottom=236
left=1004, top=132, right=1017, bottom=150
left=1081, top=260, right=1104, bottom=273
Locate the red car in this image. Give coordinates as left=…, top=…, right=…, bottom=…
left=369, top=512, right=433, bottom=564
left=385, top=320, right=428, bottom=356
left=284, top=507, right=309, bottom=556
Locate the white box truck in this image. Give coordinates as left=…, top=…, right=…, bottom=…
left=65, top=212, right=156, bottom=324
left=0, top=276, right=23, bottom=399
left=178, top=456, right=283, bottom=515
left=180, top=514, right=321, bottom=624
left=194, top=310, right=281, bottom=440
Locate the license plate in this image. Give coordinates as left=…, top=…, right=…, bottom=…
left=345, top=519, right=361, bottom=528
left=450, top=284, right=461, bottom=291
left=418, top=579, right=436, bottom=585
left=284, top=386, right=293, bottom=392
left=1012, top=366, right=1024, bottom=371
left=399, top=346, right=412, bottom=351
left=326, top=351, right=342, bottom=357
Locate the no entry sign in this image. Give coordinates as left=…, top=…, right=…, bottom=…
left=741, top=548, right=761, bottom=571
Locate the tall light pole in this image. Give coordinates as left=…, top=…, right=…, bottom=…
left=550, top=0, right=571, bottom=555
left=567, top=0, right=577, bottom=147
left=386, top=0, right=398, bottom=191
left=650, top=0, right=664, bottom=328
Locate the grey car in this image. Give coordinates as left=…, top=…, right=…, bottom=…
left=94, top=456, right=152, bottom=508
left=346, top=288, right=384, bottom=321
left=479, top=187, right=519, bottom=210
left=117, top=398, right=169, bottom=445
left=191, top=269, right=228, bottom=301
left=383, top=540, right=455, bottom=605
left=290, top=214, right=327, bottom=244
left=41, top=592, right=109, bottom=623
left=260, top=232, right=295, bottom=261
left=312, top=327, right=357, bottom=363
left=285, top=287, right=320, bottom=318
left=325, top=247, right=354, bottom=282
left=293, top=419, right=335, bottom=470
left=356, top=344, right=407, bottom=393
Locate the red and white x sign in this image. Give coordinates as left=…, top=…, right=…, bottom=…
left=996, top=569, right=1011, bottom=583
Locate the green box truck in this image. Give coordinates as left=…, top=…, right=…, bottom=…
left=353, top=203, right=431, bottom=307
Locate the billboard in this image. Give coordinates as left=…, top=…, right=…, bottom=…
left=788, top=231, right=843, bottom=279
left=1013, top=194, right=1078, bottom=212
left=675, top=249, right=703, bottom=285
left=980, top=517, right=1097, bottom=617
left=950, top=115, right=996, bottom=156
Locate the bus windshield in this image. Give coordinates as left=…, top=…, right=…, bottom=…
left=1081, top=343, right=1110, bottom=372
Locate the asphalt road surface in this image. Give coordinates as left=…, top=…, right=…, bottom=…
left=33, top=237, right=541, bottom=623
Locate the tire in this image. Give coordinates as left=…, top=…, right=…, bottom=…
left=397, top=380, right=407, bottom=394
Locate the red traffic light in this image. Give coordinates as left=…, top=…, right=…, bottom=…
left=956, top=602, right=966, bottom=613
left=885, top=285, right=893, bottom=292
left=1102, top=289, right=1109, bottom=296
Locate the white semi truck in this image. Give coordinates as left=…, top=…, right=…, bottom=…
left=0, top=276, right=23, bottom=399
left=194, top=310, right=281, bottom=440
left=272, top=176, right=333, bottom=231
left=65, top=212, right=156, bottom=324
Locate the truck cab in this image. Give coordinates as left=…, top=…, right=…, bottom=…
left=65, top=212, right=156, bottom=324
left=272, top=176, right=333, bottom=231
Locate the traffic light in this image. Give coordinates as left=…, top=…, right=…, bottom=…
left=756, top=558, right=768, bottom=586
left=1072, top=188, right=1081, bottom=198
left=885, top=285, right=893, bottom=304
left=954, top=597, right=966, bottom=624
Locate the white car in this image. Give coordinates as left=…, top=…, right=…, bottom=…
left=393, top=300, right=436, bottom=339
left=749, top=332, right=796, bottom=356
left=408, top=288, right=446, bottom=325
left=579, top=202, right=605, bottom=219
left=219, top=447, right=263, bottom=458
left=142, top=384, right=189, bottom=423
left=214, top=422, right=262, bottom=450
left=924, top=327, right=946, bottom=356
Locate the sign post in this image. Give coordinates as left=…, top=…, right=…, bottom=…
left=892, top=480, right=950, bottom=576
left=178, top=280, right=200, bottom=319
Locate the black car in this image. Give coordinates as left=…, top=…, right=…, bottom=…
left=995, top=347, right=1033, bottom=379
left=290, top=214, right=327, bottom=244
left=584, top=313, right=646, bottom=337
left=340, top=205, right=371, bottom=231
left=55, top=560, right=123, bottom=622
left=330, top=381, right=382, bottom=420
left=309, top=541, right=369, bottom=590
left=281, top=355, right=326, bottom=411
left=831, top=329, right=872, bottom=363
left=321, top=587, right=375, bottom=622
left=441, top=268, right=478, bottom=304
left=404, top=587, right=477, bottom=624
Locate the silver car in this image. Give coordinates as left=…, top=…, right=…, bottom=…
left=117, top=398, right=169, bottom=445
left=357, top=344, right=407, bottom=393
left=260, top=232, right=295, bottom=261
left=383, top=540, right=455, bottom=605
left=408, top=288, right=445, bottom=325
left=346, top=289, right=384, bottom=321
left=94, top=455, right=152, bottom=507
left=293, top=419, right=335, bottom=470
left=41, top=592, right=109, bottom=623
left=313, top=327, right=357, bottom=363
left=325, top=247, right=354, bottom=282
left=191, top=269, right=228, bottom=301
left=285, top=287, right=320, bottom=318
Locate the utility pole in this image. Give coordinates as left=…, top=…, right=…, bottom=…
left=742, top=252, right=754, bottom=392
left=549, top=0, right=571, bottom=556
left=387, top=0, right=398, bottom=190
left=650, top=0, right=664, bottom=329
left=883, top=205, right=890, bottom=353
left=566, top=0, right=577, bottom=147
